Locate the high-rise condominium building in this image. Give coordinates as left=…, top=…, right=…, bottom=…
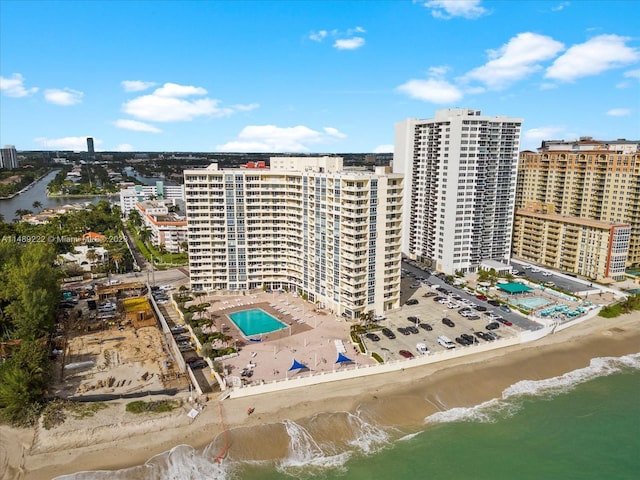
left=394, top=108, right=523, bottom=275
left=87, top=137, right=95, bottom=155
left=184, top=157, right=404, bottom=318
left=0, top=145, right=18, bottom=169
left=515, top=137, right=640, bottom=270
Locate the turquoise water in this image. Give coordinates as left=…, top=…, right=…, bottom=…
left=236, top=357, right=640, bottom=480
left=228, top=308, right=287, bottom=336
left=54, top=353, right=640, bottom=480
left=512, top=296, right=552, bottom=310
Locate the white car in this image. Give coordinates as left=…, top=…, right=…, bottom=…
left=416, top=343, right=428, bottom=355
left=374, top=314, right=386, bottom=321
left=542, top=272, right=553, bottom=276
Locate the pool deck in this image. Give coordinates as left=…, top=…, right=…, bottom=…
left=187, top=292, right=366, bottom=386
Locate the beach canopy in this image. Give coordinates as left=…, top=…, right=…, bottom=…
left=496, top=282, right=533, bottom=294
left=335, top=353, right=353, bottom=364
left=288, top=359, right=308, bottom=371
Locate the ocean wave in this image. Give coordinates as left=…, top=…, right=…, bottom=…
left=276, top=420, right=351, bottom=475
left=53, top=444, right=231, bottom=480
left=425, top=352, right=640, bottom=425
left=503, top=352, right=640, bottom=400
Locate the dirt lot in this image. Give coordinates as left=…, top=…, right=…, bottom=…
left=50, top=296, right=189, bottom=399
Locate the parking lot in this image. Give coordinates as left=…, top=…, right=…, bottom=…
left=361, top=270, right=524, bottom=361
left=510, top=262, right=591, bottom=293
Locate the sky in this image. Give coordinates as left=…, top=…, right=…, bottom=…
left=1, top=0, right=638, bottom=153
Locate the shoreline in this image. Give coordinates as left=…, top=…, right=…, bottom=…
left=2, top=312, right=639, bottom=480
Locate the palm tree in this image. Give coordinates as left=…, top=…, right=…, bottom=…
left=32, top=201, right=42, bottom=210
left=110, top=252, right=123, bottom=273
left=85, top=248, right=98, bottom=268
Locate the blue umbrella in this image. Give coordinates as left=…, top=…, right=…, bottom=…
left=288, top=359, right=308, bottom=371
left=335, top=353, right=353, bottom=364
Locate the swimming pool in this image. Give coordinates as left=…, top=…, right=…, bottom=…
left=228, top=309, right=288, bottom=337
left=511, top=296, right=552, bottom=310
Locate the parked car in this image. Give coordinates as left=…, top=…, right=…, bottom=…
left=381, top=328, right=396, bottom=339
left=419, top=323, right=433, bottom=331
left=442, top=318, right=455, bottom=328
left=399, top=350, right=415, bottom=359
left=189, top=360, right=208, bottom=369
left=461, top=333, right=478, bottom=344
left=495, top=317, right=513, bottom=326
left=476, top=295, right=488, bottom=301
left=405, top=299, right=419, bottom=306
left=407, top=316, right=420, bottom=324
left=499, top=305, right=511, bottom=313
left=407, top=326, right=420, bottom=334
left=365, top=333, right=381, bottom=342
left=374, top=314, right=386, bottom=321
left=397, top=327, right=411, bottom=336
left=185, top=356, right=204, bottom=364
left=170, top=326, right=186, bottom=334
left=487, top=300, right=501, bottom=307
left=416, top=343, right=428, bottom=355
left=486, top=322, right=500, bottom=330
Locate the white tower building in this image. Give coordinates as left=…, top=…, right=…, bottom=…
left=394, top=108, right=522, bottom=275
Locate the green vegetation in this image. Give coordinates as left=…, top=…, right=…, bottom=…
left=127, top=211, right=188, bottom=267
left=40, top=400, right=108, bottom=430
left=0, top=165, right=51, bottom=199
left=125, top=399, right=181, bottom=414
left=371, top=352, right=384, bottom=363
left=0, top=202, right=133, bottom=426
left=599, top=294, right=640, bottom=318
left=48, top=163, right=119, bottom=196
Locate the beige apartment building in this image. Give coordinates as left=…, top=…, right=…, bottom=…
left=184, top=157, right=404, bottom=319
left=514, top=137, right=640, bottom=274
left=512, top=209, right=630, bottom=281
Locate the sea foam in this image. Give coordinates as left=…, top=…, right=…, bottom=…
left=426, top=352, right=640, bottom=425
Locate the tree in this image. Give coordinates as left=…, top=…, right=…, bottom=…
left=32, top=201, right=42, bottom=210
left=111, top=251, right=123, bottom=273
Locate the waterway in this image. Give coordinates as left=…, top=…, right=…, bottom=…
left=0, top=170, right=112, bottom=221
left=0, top=168, right=174, bottom=221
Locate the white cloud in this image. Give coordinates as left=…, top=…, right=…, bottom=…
left=34, top=136, right=100, bottom=150
left=333, top=37, right=365, bottom=50
left=309, top=30, right=328, bottom=42
left=113, top=119, right=162, bottom=133
left=522, top=126, right=566, bottom=149
left=44, top=88, right=84, bottom=105
left=464, top=32, right=564, bottom=89
left=347, top=26, right=366, bottom=35
left=121, top=80, right=157, bottom=92
left=396, top=77, right=463, bottom=103
left=546, top=34, right=640, bottom=82
left=115, top=144, right=134, bottom=152
left=624, top=69, right=640, bottom=79
left=323, top=127, right=347, bottom=138
left=0, top=73, right=38, bottom=97
left=551, top=1, right=570, bottom=11
left=232, top=103, right=260, bottom=112
left=122, top=82, right=236, bottom=122
left=216, top=124, right=346, bottom=152
left=422, top=0, right=488, bottom=19
left=606, top=108, right=631, bottom=117
left=373, top=144, right=394, bottom=153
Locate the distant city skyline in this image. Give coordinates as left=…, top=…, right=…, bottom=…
left=1, top=1, right=638, bottom=153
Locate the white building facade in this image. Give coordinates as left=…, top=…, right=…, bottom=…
left=135, top=201, right=187, bottom=253
left=119, top=181, right=185, bottom=216
left=0, top=145, right=18, bottom=169
left=394, top=108, right=522, bottom=275
left=184, top=157, right=404, bottom=318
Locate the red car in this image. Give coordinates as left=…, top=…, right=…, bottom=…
left=399, top=350, right=415, bottom=359
left=476, top=295, right=487, bottom=301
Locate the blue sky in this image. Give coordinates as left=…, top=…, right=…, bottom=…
left=1, top=0, right=638, bottom=153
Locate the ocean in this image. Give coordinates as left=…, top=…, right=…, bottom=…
left=56, top=352, right=640, bottom=480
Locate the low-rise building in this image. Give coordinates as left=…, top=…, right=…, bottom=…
left=135, top=200, right=187, bottom=253
left=512, top=208, right=630, bottom=281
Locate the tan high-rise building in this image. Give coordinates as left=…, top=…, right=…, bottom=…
left=514, top=137, right=640, bottom=273
left=184, top=157, right=404, bottom=319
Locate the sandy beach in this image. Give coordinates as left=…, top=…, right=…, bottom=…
left=2, top=312, right=638, bottom=480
